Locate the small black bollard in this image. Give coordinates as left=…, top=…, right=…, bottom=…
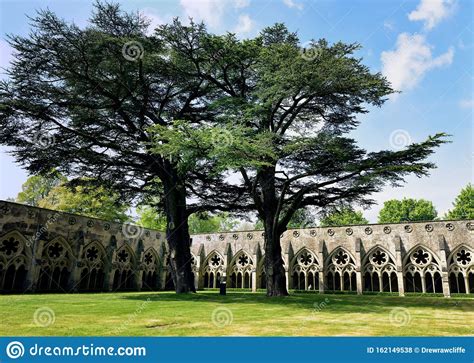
left=220, top=280, right=226, bottom=295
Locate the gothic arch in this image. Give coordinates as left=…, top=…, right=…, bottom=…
left=0, top=230, right=32, bottom=292
left=228, top=250, right=254, bottom=289
left=111, top=244, right=137, bottom=291
left=362, top=245, right=398, bottom=293
left=78, top=241, right=108, bottom=291
left=141, top=247, right=160, bottom=291
left=447, top=244, right=474, bottom=294
left=403, top=244, right=443, bottom=293
left=291, top=248, right=320, bottom=291
left=201, top=250, right=224, bottom=288
left=38, top=237, right=74, bottom=292
left=325, top=247, right=357, bottom=292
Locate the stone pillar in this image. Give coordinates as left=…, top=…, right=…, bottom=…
left=135, top=251, right=144, bottom=291
left=283, top=249, right=290, bottom=291
left=394, top=235, right=405, bottom=296
left=318, top=240, right=325, bottom=294
left=195, top=254, right=202, bottom=290
left=136, top=270, right=143, bottom=291
left=318, top=271, right=325, bottom=294
left=68, top=245, right=84, bottom=292
left=194, top=271, right=199, bottom=290
left=105, top=249, right=117, bottom=291
left=251, top=268, right=257, bottom=292
left=224, top=242, right=231, bottom=285
left=26, top=238, right=45, bottom=292
left=108, top=268, right=117, bottom=292
left=438, top=235, right=451, bottom=298
left=354, top=238, right=363, bottom=295
left=251, top=252, right=258, bottom=292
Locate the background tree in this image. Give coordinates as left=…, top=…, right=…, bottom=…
left=320, top=207, right=368, bottom=227
left=38, top=180, right=129, bottom=222
left=16, top=172, right=128, bottom=221
left=160, top=23, right=448, bottom=296
left=138, top=207, right=239, bottom=233
left=378, top=198, right=438, bottom=223
left=444, top=184, right=474, bottom=219
left=16, top=170, right=66, bottom=206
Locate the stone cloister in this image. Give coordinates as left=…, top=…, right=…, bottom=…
left=0, top=201, right=473, bottom=297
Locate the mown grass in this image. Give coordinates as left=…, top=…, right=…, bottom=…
left=0, top=290, right=473, bottom=336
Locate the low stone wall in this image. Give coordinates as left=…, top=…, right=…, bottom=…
left=0, top=201, right=473, bottom=296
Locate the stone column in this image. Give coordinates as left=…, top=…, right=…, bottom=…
left=394, top=235, right=405, bottom=296
left=354, top=238, right=363, bottom=295
left=195, top=253, right=202, bottom=290
left=26, top=238, right=45, bottom=292
left=135, top=251, right=144, bottom=291
left=68, top=245, right=84, bottom=292
left=438, top=235, right=451, bottom=298
left=251, top=252, right=258, bottom=292
left=318, top=240, right=325, bottom=294
left=251, top=268, right=257, bottom=292
left=105, top=249, right=117, bottom=291
left=318, top=271, right=325, bottom=294
left=283, top=249, right=290, bottom=291
left=135, top=269, right=144, bottom=291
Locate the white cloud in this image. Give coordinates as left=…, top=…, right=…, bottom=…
left=283, top=0, right=304, bottom=10
left=235, top=0, right=251, bottom=8
left=141, top=8, right=172, bottom=33
left=408, top=0, right=455, bottom=30
left=180, top=0, right=226, bottom=28
left=180, top=0, right=249, bottom=29
left=381, top=33, right=454, bottom=92
left=459, top=98, right=474, bottom=109
left=233, top=14, right=255, bottom=36
left=383, top=20, right=395, bottom=31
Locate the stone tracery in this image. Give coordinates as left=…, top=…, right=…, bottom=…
left=79, top=241, right=107, bottom=291
left=404, top=246, right=443, bottom=293
left=448, top=245, right=474, bottom=294
left=291, top=249, right=320, bottom=290
left=229, top=250, right=254, bottom=289
left=362, top=246, right=398, bottom=293
left=325, top=247, right=357, bottom=292
left=0, top=231, right=30, bottom=292
left=202, top=251, right=224, bottom=288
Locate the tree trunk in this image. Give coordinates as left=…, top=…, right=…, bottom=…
left=163, top=170, right=195, bottom=293
left=263, top=222, right=288, bottom=296
left=259, top=167, right=289, bottom=297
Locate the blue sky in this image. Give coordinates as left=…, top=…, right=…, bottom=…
left=0, top=0, right=472, bottom=222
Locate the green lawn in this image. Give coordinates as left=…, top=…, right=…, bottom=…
left=1, top=290, right=473, bottom=336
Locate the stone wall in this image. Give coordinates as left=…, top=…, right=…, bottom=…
left=1, top=200, right=473, bottom=296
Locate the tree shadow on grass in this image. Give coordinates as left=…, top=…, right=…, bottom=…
left=119, top=290, right=474, bottom=315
